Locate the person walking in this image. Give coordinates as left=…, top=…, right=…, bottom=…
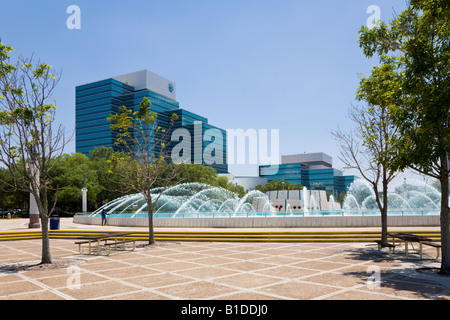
left=101, top=209, right=109, bottom=226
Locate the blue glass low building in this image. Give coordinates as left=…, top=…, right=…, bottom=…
left=75, top=70, right=228, bottom=173
left=259, top=152, right=356, bottom=198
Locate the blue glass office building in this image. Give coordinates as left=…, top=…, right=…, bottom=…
left=259, top=153, right=355, bottom=197
left=75, top=70, right=228, bottom=173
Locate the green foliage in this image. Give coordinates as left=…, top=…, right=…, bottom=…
left=0, top=42, right=15, bottom=79
left=215, top=176, right=245, bottom=197
left=255, top=180, right=303, bottom=193
left=89, top=146, right=124, bottom=204
left=0, top=167, right=28, bottom=210
left=173, top=163, right=218, bottom=185
left=358, top=0, right=450, bottom=270
left=350, top=54, right=400, bottom=180
left=106, top=97, right=180, bottom=195
left=0, top=40, right=68, bottom=263
left=161, top=163, right=247, bottom=197
left=0, top=148, right=134, bottom=214
left=48, top=153, right=101, bottom=214
left=0, top=148, right=249, bottom=213
left=0, top=40, right=64, bottom=198
left=107, top=97, right=162, bottom=148
left=358, top=0, right=450, bottom=176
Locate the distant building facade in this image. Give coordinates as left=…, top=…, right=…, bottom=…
left=259, top=152, right=356, bottom=198
left=75, top=70, right=228, bottom=173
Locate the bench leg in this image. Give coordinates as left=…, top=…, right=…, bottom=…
left=120, top=241, right=136, bottom=252
left=377, top=243, right=394, bottom=259
left=125, top=241, right=135, bottom=251
left=377, top=244, right=383, bottom=254
left=78, top=241, right=92, bottom=255
left=420, top=242, right=423, bottom=260
left=105, top=245, right=111, bottom=256
left=87, top=241, right=93, bottom=255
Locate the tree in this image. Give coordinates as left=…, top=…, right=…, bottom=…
left=166, top=163, right=247, bottom=196
left=107, top=97, right=179, bottom=245
left=359, top=0, right=450, bottom=272
left=49, top=153, right=102, bottom=214
left=89, top=147, right=124, bottom=207
left=255, top=180, right=303, bottom=193
left=332, top=59, right=400, bottom=243
left=215, top=176, right=246, bottom=197
left=0, top=42, right=70, bottom=264
left=171, top=163, right=218, bottom=185
left=0, top=167, right=28, bottom=210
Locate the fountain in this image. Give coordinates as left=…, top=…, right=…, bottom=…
left=87, top=183, right=341, bottom=220
left=342, top=179, right=443, bottom=215
left=329, top=195, right=336, bottom=211
left=71, top=177, right=446, bottom=229
left=88, top=183, right=274, bottom=218
left=303, top=187, right=310, bottom=214
left=86, top=179, right=443, bottom=219
left=286, top=203, right=293, bottom=215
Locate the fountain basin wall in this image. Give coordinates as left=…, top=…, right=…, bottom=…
left=73, top=215, right=440, bottom=228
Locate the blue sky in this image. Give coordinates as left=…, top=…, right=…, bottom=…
left=1, top=0, right=419, bottom=182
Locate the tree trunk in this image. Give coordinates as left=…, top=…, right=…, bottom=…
left=439, top=158, right=450, bottom=274
left=40, top=214, right=52, bottom=264
left=148, top=203, right=155, bottom=245
left=373, top=170, right=389, bottom=243
left=381, top=177, right=388, bottom=243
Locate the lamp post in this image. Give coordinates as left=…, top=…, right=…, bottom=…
left=81, top=173, right=88, bottom=213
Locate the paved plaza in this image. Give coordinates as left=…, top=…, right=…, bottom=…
left=0, top=219, right=449, bottom=300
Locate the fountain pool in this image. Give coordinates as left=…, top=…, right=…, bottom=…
left=72, top=181, right=443, bottom=228
left=76, top=180, right=442, bottom=220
